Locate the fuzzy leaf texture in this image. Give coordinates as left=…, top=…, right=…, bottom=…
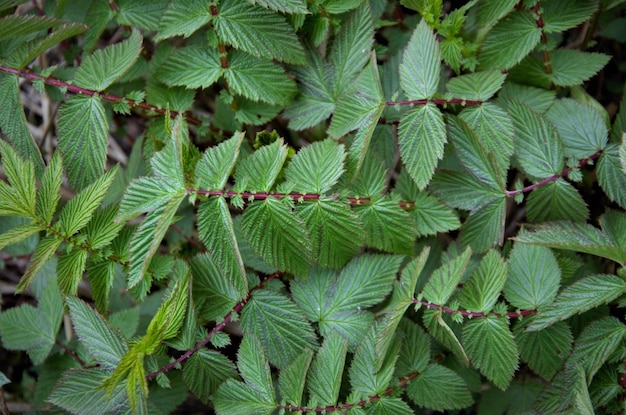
left=73, top=29, right=142, bottom=91
left=284, top=139, right=346, bottom=194
left=156, top=46, right=223, bottom=89
left=407, top=364, right=473, bottom=411
left=399, top=19, right=441, bottom=100
left=458, top=249, right=507, bottom=313
left=0, top=140, right=36, bottom=217
left=422, top=247, right=472, bottom=305
left=307, top=331, right=348, bottom=407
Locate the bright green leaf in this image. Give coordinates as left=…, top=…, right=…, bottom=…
left=0, top=140, right=36, bottom=217
left=195, top=132, right=243, bottom=190
left=422, top=247, right=471, bottom=305
left=36, top=151, right=62, bottom=226
left=234, top=138, right=287, bottom=192
left=458, top=250, right=507, bottom=313
left=17, top=236, right=62, bottom=292
left=155, top=46, right=223, bottom=89
left=57, top=248, right=88, bottom=295
left=407, top=364, right=473, bottom=411
left=399, top=19, right=441, bottom=100
left=285, top=139, right=346, bottom=194
left=526, top=179, right=589, bottom=223
left=307, top=332, right=348, bottom=407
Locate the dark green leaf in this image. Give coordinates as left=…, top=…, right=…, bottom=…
left=116, top=0, right=169, bottom=31
left=407, top=192, right=461, bottom=237
left=190, top=253, right=241, bottom=321
left=0, top=15, right=63, bottom=41
left=598, top=144, right=626, bottom=209
left=458, top=250, right=507, bottom=313
left=459, top=196, right=506, bottom=253
left=446, top=70, right=506, bottom=101
left=475, top=0, right=518, bottom=28
left=515, top=319, right=573, bottom=381
left=526, top=179, right=589, bottom=223
left=183, top=350, right=237, bottom=404
left=541, top=0, right=600, bottom=32
left=284, top=139, right=346, bottom=194
left=155, top=46, right=223, bottom=89
left=307, top=332, right=348, bottom=406
left=399, top=19, right=440, bottom=100
left=355, top=198, right=417, bottom=255
left=548, top=49, right=611, bottom=87
left=396, top=318, right=431, bottom=376
left=422, top=247, right=471, bottom=305
left=407, top=364, right=473, bottom=411
left=278, top=350, right=313, bottom=407
left=154, top=0, right=211, bottom=41
left=246, top=0, right=308, bottom=14
left=430, top=170, right=503, bottom=212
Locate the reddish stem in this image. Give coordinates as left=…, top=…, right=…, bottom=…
left=415, top=299, right=536, bottom=319
left=385, top=98, right=483, bottom=106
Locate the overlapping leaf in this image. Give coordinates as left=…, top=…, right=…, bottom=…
left=458, top=250, right=507, bottom=313
left=446, top=70, right=506, bottom=101
left=195, top=133, right=243, bottom=190
left=306, top=332, right=348, bottom=407
left=407, top=364, right=473, bottom=411
left=459, top=197, right=506, bottom=253
left=597, top=144, right=626, bottom=209
left=355, top=198, right=417, bottom=255
left=156, top=46, right=223, bottom=89
left=421, top=247, right=472, bottom=305
left=154, top=0, right=210, bottom=41
left=0, top=140, right=36, bottom=217
left=526, top=179, right=589, bottom=223
left=183, top=350, right=238, bottom=404
left=284, top=139, right=346, bottom=194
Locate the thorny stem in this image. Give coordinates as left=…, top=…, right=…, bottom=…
left=277, top=372, right=419, bottom=413
left=416, top=299, right=537, bottom=319
left=505, top=150, right=602, bottom=197
left=534, top=3, right=552, bottom=75
left=145, top=272, right=282, bottom=380
left=0, top=65, right=202, bottom=126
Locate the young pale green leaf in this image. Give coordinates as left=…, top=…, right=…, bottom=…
left=446, top=70, right=506, bottom=101
left=241, top=289, right=318, bottom=369
left=155, top=46, right=223, bottom=89
left=407, top=364, right=473, bottom=411
left=514, top=221, right=626, bottom=265
left=398, top=103, right=446, bottom=189
left=329, top=2, right=374, bottom=95
left=541, top=0, right=600, bottom=32
left=296, top=199, right=363, bottom=269
left=65, top=296, right=127, bottom=369
left=459, top=197, right=506, bottom=253
left=215, top=0, right=305, bottom=64
left=224, top=50, right=297, bottom=105
left=154, top=0, right=210, bottom=41
left=328, top=55, right=384, bottom=139
left=57, top=95, right=108, bottom=190
left=246, top=0, right=308, bottom=13
left=127, top=192, right=186, bottom=288
left=526, top=274, right=626, bottom=331
left=458, top=250, right=507, bottom=313
left=234, top=139, right=287, bottom=192
left=355, top=198, right=417, bottom=255
left=421, top=247, right=472, bottom=305
left=526, top=179, right=589, bottom=223
left=503, top=244, right=561, bottom=310
left=35, top=151, right=62, bottom=226
left=546, top=99, right=608, bottom=159
left=83, top=205, right=124, bottom=250
left=117, top=177, right=181, bottom=222
left=284, top=139, right=346, bottom=194
left=195, top=132, right=243, bottom=190
left=48, top=368, right=128, bottom=415
left=479, top=11, right=541, bottom=70
left=145, top=263, right=190, bottom=342
left=597, top=144, right=626, bottom=209
left=183, top=349, right=238, bottom=404
left=0, top=140, right=36, bottom=217
left=0, top=220, right=43, bottom=250
left=241, top=198, right=312, bottom=276
left=197, top=197, right=247, bottom=294
left=307, top=332, right=348, bottom=407
left=56, top=248, right=88, bottom=295
left=568, top=317, right=626, bottom=382
left=0, top=15, right=63, bottom=41
left=514, top=318, right=573, bottom=381
left=74, top=29, right=142, bottom=91
left=0, top=73, right=44, bottom=176
left=17, top=236, right=62, bottom=293
left=190, top=253, right=241, bottom=322
left=399, top=19, right=440, bottom=100
left=57, top=167, right=117, bottom=237
left=475, top=0, right=518, bottom=27
left=549, top=49, right=611, bottom=88
left=283, top=48, right=335, bottom=131
left=447, top=115, right=504, bottom=189
left=508, top=100, right=564, bottom=181
left=463, top=316, right=519, bottom=390
left=278, top=350, right=313, bottom=407
left=600, top=209, right=626, bottom=251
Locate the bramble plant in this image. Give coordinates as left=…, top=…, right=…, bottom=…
left=1, top=0, right=626, bottom=413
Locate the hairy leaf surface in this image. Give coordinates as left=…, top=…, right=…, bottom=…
left=156, top=46, right=223, bottom=89
left=400, top=19, right=440, bottom=100
left=407, top=364, right=473, bottom=411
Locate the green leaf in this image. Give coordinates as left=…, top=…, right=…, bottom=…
left=398, top=103, right=446, bottom=189
left=154, top=0, right=210, bottom=41
left=329, top=2, right=374, bottom=95
left=195, top=132, right=243, bottom=190
left=190, top=253, right=241, bottom=321
left=600, top=209, right=626, bottom=251
left=145, top=262, right=190, bottom=342
left=284, top=139, right=346, bottom=194
left=541, top=0, right=600, bottom=32
left=548, top=49, right=611, bottom=88
left=0, top=140, right=36, bottom=217
left=526, top=179, right=589, bottom=223
left=0, top=372, right=8, bottom=388
left=297, top=199, right=363, bottom=269
left=422, top=308, right=469, bottom=364
left=526, top=274, right=626, bottom=331
left=365, top=397, right=413, bottom=415
left=246, top=0, right=307, bottom=13
left=0, top=15, right=63, bottom=41
left=569, top=317, right=626, bottom=382
left=422, top=247, right=472, bottom=305
left=345, top=114, right=381, bottom=181
left=239, top=335, right=275, bottom=399
left=117, top=177, right=181, bottom=222
left=407, top=364, right=473, bottom=411
left=57, top=95, right=108, bottom=190
left=215, top=0, right=305, bottom=64
left=508, top=100, right=564, bottom=180
left=407, top=192, right=461, bottom=237
left=0, top=220, right=43, bottom=250
left=74, top=29, right=142, bottom=91
left=65, top=296, right=127, bottom=369
left=224, top=50, right=297, bottom=105
left=503, top=244, right=561, bottom=310
left=514, top=220, right=626, bottom=265
left=57, top=167, right=117, bottom=237
left=459, top=196, right=506, bottom=253
left=396, top=318, right=431, bottom=376
left=278, top=350, right=313, bottom=407
left=479, top=11, right=542, bottom=70
left=458, top=250, right=507, bottom=313
left=307, top=331, right=348, bottom=407
left=83, top=205, right=125, bottom=250
left=328, top=55, right=384, bottom=139
left=36, top=151, right=62, bottom=226
left=0, top=73, right=44, bottom=176
left=183, top=350, right=237, bottom=404
left=399, top=19, right=441, bottom=100
left=446, top=70, right=506, bottom=101
left=241, top=289, right=318, bottom=369
left=17, top=236, right=62, bottom=292
left=57, top=248, right=88, bottom=295
left=349, top=325, right=397, bottom=398
left=475, top=0, right=518, bottom=27
left=116, top=0, right=169, bottom=31
left=355, top=198, right=417, bottom=255
left=430, top=170, right=503, bottom=212
left=155, top=46, right=223, bottom=89
left=235, top=138, right=287, bottom=192
left=48, top=368, right=128, bottom=415
left=597, top=144, right=626, bottom=209
left=498, top=82, right=556, bottom=113
left=241, top=198, right=312, bottom=276
left=213, top=380, right=276, bottom=415
left=463, top=316, right=519, bottom=390
left=514, top=319, right=573, bottom=381
left=197, top=197, right=247, bottom=294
